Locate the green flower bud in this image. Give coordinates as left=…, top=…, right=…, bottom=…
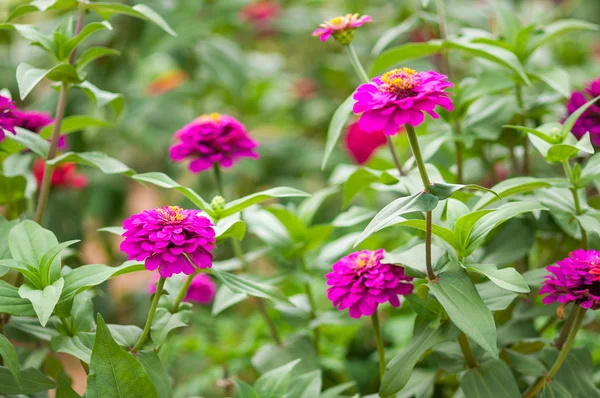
left=211, top=195, right=226, bottom=212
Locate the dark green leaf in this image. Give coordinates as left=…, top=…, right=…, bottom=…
left=0, top=367, right=56, bottom=394
left=0, top=334, right=21, bottom=387
left=429, top=182, right=498, bottom=200
left=234, top=380, right=260, bottom=398
left=0, top=281, right=36, bottom=316
left=460, top=359, right=521, bottom=397
left=505, top=349, right=546, bottom=377
left=541, top=382, right=573, bottom=398
left=138, top=351, right=173, bottom=398
left=76, top=47, right=120, bottom=71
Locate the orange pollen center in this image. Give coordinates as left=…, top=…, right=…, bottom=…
left=354, top=253, right=377, bottom=270
left=196, top=113, right=221, bottom=123
left=157, top=205, right=185, bottom=223
left=380, top=68, right=419, bottom=95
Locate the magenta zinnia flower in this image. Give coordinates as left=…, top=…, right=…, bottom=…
left=325, top=249, right=413, bottom=319
left=312, top=14, right=371, bottom=44
left=344, top=121, right=388, bottom=164
left=0, top=96, right=18, bottom=140
left=120, top=206, right=216, bottom=278
left=540, top=249, right=600, bottom=309
left=148, top=273, right=216, bottom=304
left=13, top=109, right=66, bottom=150
left=564, top=77, right=600, bottom=146
left=170, top=113, right=259, bottom=173
left=353, top=68, right=453, bottom=135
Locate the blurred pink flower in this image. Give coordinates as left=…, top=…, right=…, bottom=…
left=564, top=77, right=600, bottom=146
left=325, top=249, right=413, bottom=319
left=344, top=121, right=387, bottom=164
left=540, top=249, right=600, bottom=309
left=312, top=13, right=371, bottom=44
left=148, top=273, right=216, bottom=304
left=0, top=96, right=18, bottom=140
left=170, top=113, right=259, bottom=173
left=32, top=158, right=88, bottom=189
left=13, top=109, right=67, bottom=150
left=120, top=206, right=216, bottom=278
left=353, top=68, right=453, bottom=135
left=240, top=1, right=280, bottom=32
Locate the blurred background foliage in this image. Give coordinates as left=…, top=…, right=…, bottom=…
left=1, top=0, right=600, bottom=396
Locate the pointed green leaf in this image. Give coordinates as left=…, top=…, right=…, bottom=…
left=371, top=41, right=443, bottom=75
left=47, top=151, right=133, bottom=176
left=321, top=93, right=354, bottom=170
left=138, top=351, right=173, bottom=398
left=254, top=359, right=301, bottom=398
left=562, top=95, right=600, bottom=135
left=0, top=367, right=56, bottom=394
left=221, top=187, right=310, bottom=218
left=85, top=3, right=176, bottom=36
left=460, top=359, right=521, bottom=397
left=473, top=177, right=553, bottom=210
left=5, top=127, right=50, bottom=157
left=211, top=270, right=291, bottom=306
left=19, top=278, right=64, bottom=326
left=75, top=81, right=124, bottom=118
left=0, top=335, right=21, bottom=387
left=397, top=219, right=462, bottom=255
left=16, top=63, right=80, bottom=99
left=151, top=308, right=191, bottom=346
left=75, top=47, right=120, bottom=71
left=59, top=21, right=112, bottom=60
left=39, top=240, right=79, bottom=286
left=463, top=263, right=529, bottom=293
left=233, top=380, right=260, bottom=398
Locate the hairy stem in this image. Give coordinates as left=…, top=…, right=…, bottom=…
left=458, top=333, right=477, bottom=368
left=132, top=277, right=165, bottom=352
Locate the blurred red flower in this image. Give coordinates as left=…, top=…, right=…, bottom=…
left=344, top=121, right=388, bottom=164
left=33, top=158, right=88, bottom=189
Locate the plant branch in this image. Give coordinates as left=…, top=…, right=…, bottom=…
left=132, top=277, right=165, bottom=353
left=386, top=136, right=406, bottom=176
left=371, top=309, right=386, bottom=385
left=458, top=333, right=477, bottom=368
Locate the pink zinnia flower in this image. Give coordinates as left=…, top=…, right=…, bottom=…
left=240, top=1, right=280, bottom=33
left=325, top=249, right=413, bottom=319
left=170, top=113, right=259, bottom=173
left=540, top=249, right=600, bottom=309
left=353, top=68, right=453, bottom=135
left=32, top=158, right=88, bottom=189
left=13, top=109, right=67, bottom=150
left=312, top=13, right=371, bottom=44
left=0, top=96, right=18, bottom=140
left=120, top=206, right=216, bottom=278
left=344, top=121, right=388, bottom=164
left=148, top=273, right=216, bottom=304
left=564, top=77, right=600, bottom=146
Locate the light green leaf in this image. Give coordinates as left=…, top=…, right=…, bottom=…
left=19, top=278, right=64, bottom=326
left=287, top=370, right=321, bottom=398
left=321, top=93, right=354, bottom=170
left=370, top=41, right=443, bottom=75
left=332, top=206, right=376, bottom=227
left=38, top=115, right=114, bottom=140
left=7, top=0, right=77, bottom=21
left=0, top=174, right=27, bottom=206
left=428, top=270, right=498, bottom=357
left=383, top=243, right=446, bottom=278
left=0, top=335, right=21, bottom=387
left=233, top=380, right=260, bottom=398
left=372, top=15, right=420, bottom=55
left=463, top=263, right=529, bottom=293
left=85, top=3, right=176, bottom=36
left=215, top=215, right=246, bottom=242
left=59, top=21, right=112, bottom=60
left=429, top=182, right=498, bottom=201
left=460, top=359, right=521, bottom=397
left=47, top=151, right=133, bottom=176
left=528, top=19, right=598, bottom=56
left=38, top=240, right=79, bottom=286
left=16, top=63, right=80, bottom=100
left=51, top=334, right=93, bottom=363
left=297, top=186, right=338, bottom=225
left=87, top=315, right=158, bottom=398
left=581, top=153, right=600, bottom=185
left=5, top=127, right=50, bottom=157
left=221, top=187, right=310, bottom=218
left=212, top=285, right=247, bottom=315
left=531, top=68, right=571, bottom=98
left=132, top=172, right=213, bottom=215
left=75, top=47, right=120, bottom=71
left=211, top=269, right=290, bottom=306
left=0, top=281, right=36, bottom=317
left=151, top=308, right=191, bottom=346
left=320, top=382, right=356, bottom=398
left=0, top=23, right=53, bottom=51
left=97, top=226, right=124, bottom=235
left=562, top=95, right=600, bottom=136
left=473, top=177, right=553, bottom=210
left=8, top=220, right=58, bottom=272
left=75, top=81, right=124, bottom=118
left=397, top=219, right=462, bottom=255
left=254, top=359, right=301, bottom=398
left=355, top=192, right=439, bottom=246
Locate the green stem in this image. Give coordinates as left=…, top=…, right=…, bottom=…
left=301, top=257, right=320, bottom=354
left=371, top=309, right=386, bottom=385
left=346, top=44, right=370, bottom=84
left=172, top=271, right=197, bottom=312
left=386, top=136, right=406, bottom=176
left=563, top=161, right=588, bottom=249
left=555, top=304, right=577, bottom=349
left=60, top=317, right=75, bottom=337
left=132, top=277, right=165, bottom=353
left=523, top=306, right=586, bottom=398
left=458, top=333, right=477, bottom=368
left=213, top=163, right=224, bottom=197
left=515, top=83, right=530, bottom=175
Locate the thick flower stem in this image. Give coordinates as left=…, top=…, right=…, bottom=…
left=172, top=271, right=198, bottom=312
left=132, top=277, right=166, bottom=353
left=346, top=44, right=370, bottom=84
left=523, top=306, right=586, bottom=398
left=371, top=310, right=387, bottom=385
left=555, top=304, right=577, bottom=349
left=386, top=136, right=406, bottom=176
left=562, top=160, right=588, bottom=249
left=213, top=163, right=224, bottom=196
left=458, top=333, right=477, bottom=369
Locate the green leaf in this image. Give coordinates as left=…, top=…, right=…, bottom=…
left=16, top=63, right=80, bottom=100
left=342, top=167, right=395, bottom=208
left=5, top=127, right=49, bottom=157
left=321, top=94, right=354, bottom=170
left=39, top=240, right=79, bottom=286
left=51, top=334, right=93, bottom=363
left=0, top=335, right=21, bottom=387
left=0, top=367, right=56, bottom=394
left=234, top=380, right=260, bottom=398
left=212, top=285, right=247, bottom=315
left=254, top=359, right=301, bottom=398
left=428, top=270, right=498, bottom=358
left=9, top=220, right=58, bottom=272
left=467, top=202, right=547, bottom=254
left=107, top=325, right=142, bottom=349
left=453, top=210, right=495, bottom=250
left=38, top=115, right=114, bottom=140
left=528, top=19, right=598, bottom=56
left=215, top=215, right=246, bottom=242
left=297, top=186, right=338, bottom=225
left=505, top=349, right=547, bottom=377
left=372, top=15, right=420, bottom=55
left=0, top=259, right=42, bottom=288
left=444, top=40, right=530, bottom=84
left=429, top=182, right=498, bottom=200
left=265, top=207, right=306, bottom=242
left=87, top=315, right=158, bottom=398
left=75, top=81, right=124, bottom=118
left=7, top=0, right=77, bottom=21
left=287, top=370, right=321, bottom=398
left=397, top=219, right=462, bottom=255
left=460, top=359, right=521, bottom=397
left=211, top=270, right=291, bottom=306
left=473, top=177, right=553, bottom=210
left=541, top=382, right=573, bottom=398
left=531, top=68, right=571, bottom=98
left=85, top=3, right=176, bottom=36
left=138, top=351, right=173, bottom=398
left=221, top=187, right=310, bottom=218
left=380, top=318, right=457, bottom=395
left=132, top=172, right=213, bottom=216
left=59, top=21, right=112, bottom=60
left=581, top=153, right=600, bottom=185
left=545, top=347, right=600, bottom=397
left=56, top=370, right=82, bottom=398
left=383, top=243, right=446, bottom=278
left=462, top=263, right=529, bottom=293
left=57, top=262, right=144, bottom=315
left=19, top=278, right=64, bottom=327
left=151, top=308, right=191, bottom=346
left=0, top=281, right=36, bottom=317
left=97, top=226, right=124, bottom=236
left=370, top=41, right=443, bottom=75
left=76, top=47, right=120, bottom=71
left=0, top=218, right=18, bottom=261
left=320, top=382, right=355, bottom=398
left=0, top=174, right=27, bottom=206
left=562, top=95, right=600, bottom=136
left=47, top=151, right=133, bottom=176
left=354, top=192, right=439, bottom=246
left=0, top=23, right=53, bottom=51
left=332, top=206, right=376, bottom=227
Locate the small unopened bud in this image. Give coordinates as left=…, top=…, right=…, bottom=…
left=549, top=127, right=566, bottom=144
left=417, top=283, right=429, bottom=299
left=211, top=195, right=226, bottom=212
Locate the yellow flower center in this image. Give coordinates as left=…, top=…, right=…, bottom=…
left=328, top=16, right=344, bottom=27
left=157, top=205, right=185, bottom=223
left=380, top=68, right=419, bottom=96
left=354, top=253, right=377, bottom=269
left=196, top=113, right=222, bottom=123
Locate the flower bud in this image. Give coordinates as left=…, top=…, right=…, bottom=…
left=211, top=195, right=226, bottom=212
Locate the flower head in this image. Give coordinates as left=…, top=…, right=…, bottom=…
left=344, top=121, right=388, bottom=164
left=564, top=77, right=600, bottom=146
left=240, top=1, right=280, bottom=32
left=120, top=206, right=216, bottom=278
left=312, top=13, right=371, bottom=44
left=325, top=249, right=413, bottom=318
left=0, top=96, right=18, bottom=140
left=170, top=113, right=259, bottom=173
left=148, top=273, right=216, bottom=304
left=146, top=70, right=188, bottom=96
left=32, top=158, right=88, bottom=189
left=353, top=68, right=453, bottom=135
left=540, top=249, right=600, bottom=309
